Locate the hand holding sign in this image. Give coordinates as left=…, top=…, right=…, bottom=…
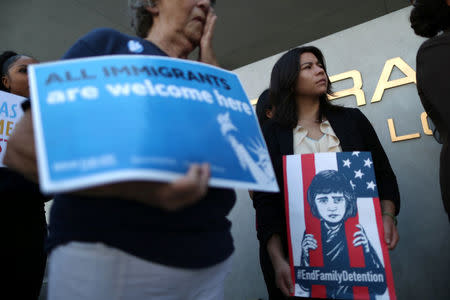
left=158, top=163, right=210, bottom=211
left=69, top=163, right=210, bottom=209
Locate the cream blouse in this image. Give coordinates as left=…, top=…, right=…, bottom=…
left=293, top=120, right=342, bottom=154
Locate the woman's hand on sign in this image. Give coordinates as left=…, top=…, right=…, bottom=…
left=72, top=164, right=210, bottom=210
left=158, top=163, right=210, bottom=211
left=198, top=8, right=219, bottom=66
left=353, top=224, right=370, bottom=253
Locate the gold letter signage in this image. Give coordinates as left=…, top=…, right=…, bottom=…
left=371, top=57, right=416, bottom=103
left=420, top=112, right=433, bottom=136
left=387, top=118, right=420, bottom=142
left=328, top=70, right=366, bottom=106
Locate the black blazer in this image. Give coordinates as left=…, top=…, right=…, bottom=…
left=253, top=107, right=400, bottom=247
left=416, top=32, right=450, bottom=220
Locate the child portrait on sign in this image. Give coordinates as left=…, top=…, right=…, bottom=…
left=298, top=170, right=387, bottom=299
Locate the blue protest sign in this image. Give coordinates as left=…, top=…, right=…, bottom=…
left=28, top=55, right=278, bottom=193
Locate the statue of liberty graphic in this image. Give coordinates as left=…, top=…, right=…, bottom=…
left=217, top=112, right=275, bottom=186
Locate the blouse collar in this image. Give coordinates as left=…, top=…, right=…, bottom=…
left=293, top=120, right=340, bottom=148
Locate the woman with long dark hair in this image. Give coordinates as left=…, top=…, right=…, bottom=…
left=252, top=46, right=400, bottom=299
left=411, top=0, right=450, bottom=221
left=1, top=50, right=48, bottom=299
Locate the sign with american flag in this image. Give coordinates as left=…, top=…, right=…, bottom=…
left=283, top=152, right=396, bottom=299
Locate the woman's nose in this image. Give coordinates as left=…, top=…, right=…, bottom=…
left=197, top=0, right=212, bottom=11
left=315, top=66, right=325, bottom=75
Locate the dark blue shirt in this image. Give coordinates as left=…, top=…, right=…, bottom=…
left=46, top=28, right=236, bottom=268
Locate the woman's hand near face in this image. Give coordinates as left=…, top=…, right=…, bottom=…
left=198, top=8, right=219, bottom=66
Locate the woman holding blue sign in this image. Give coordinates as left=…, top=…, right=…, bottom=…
left=4, top=1, right=236, bottom=300
left=0, top=50, right=49, bottom=300
left=252, top=46, right=400, bottom=299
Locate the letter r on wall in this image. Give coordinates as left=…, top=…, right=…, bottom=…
left=328, top=70, right=366, bottom=106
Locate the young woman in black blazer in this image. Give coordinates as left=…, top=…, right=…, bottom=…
left=252, top=46, right=400, bottom=299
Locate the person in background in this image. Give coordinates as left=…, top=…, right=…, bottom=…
left=410, top=0, right=450, bottom=222
left=256, top=88, right=274, bottom=125
left=1, top=50, right=49, bottom=300
left=4, top=1, right=236, bottom=300
left=252, top=46, right=400, bottom=299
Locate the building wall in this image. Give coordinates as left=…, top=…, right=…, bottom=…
left=226, top=7, right=449, bottom=300
left=0, top=0, right=409, bottom=70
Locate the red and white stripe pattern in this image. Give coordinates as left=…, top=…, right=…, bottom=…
left=283, top=152, right=396, bottom=299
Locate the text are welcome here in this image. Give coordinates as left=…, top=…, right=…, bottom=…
left=45, top=80, right=253, bottom=116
